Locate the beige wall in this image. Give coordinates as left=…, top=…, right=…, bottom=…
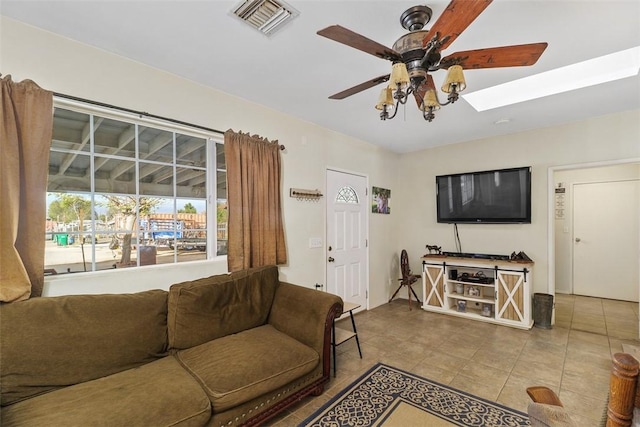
left=3, top=17, right=639, bottom=305
left=395, top=111, right=640, bottom=297
left=1, top=17, right=401, bottom=307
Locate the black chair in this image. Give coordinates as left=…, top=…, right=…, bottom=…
left=389, top=249, right=421, bottom=310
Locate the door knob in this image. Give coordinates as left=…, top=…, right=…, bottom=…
left=575, top=237, right=581, bottom=243
left=328, top=257, right=335, bottom=262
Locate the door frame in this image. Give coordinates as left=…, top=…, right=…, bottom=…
left=325, top=166, right=370, bottom=310
left=547, top=158, right=640, bottom=304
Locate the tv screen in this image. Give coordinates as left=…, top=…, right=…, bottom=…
left=436, top=167, right=531, bottom=224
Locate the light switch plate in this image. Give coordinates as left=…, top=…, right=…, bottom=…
left=309, top=237, right=323, bottom=248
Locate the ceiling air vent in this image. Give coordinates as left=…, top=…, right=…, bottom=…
left=232, top=0, right=299, bottom=37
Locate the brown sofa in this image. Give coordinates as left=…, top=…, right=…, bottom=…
left=0, top=265, right=343, bottom=426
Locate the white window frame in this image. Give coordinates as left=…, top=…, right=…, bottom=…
left=46, top=97, right=225, bottom=274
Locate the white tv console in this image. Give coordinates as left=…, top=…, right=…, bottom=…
left=421, top=255, right=534, bottom=330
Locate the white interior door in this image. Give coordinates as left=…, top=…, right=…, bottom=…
left=326, top=169, right=368, bottom=310
left=573, top=180, right=640, bottom=301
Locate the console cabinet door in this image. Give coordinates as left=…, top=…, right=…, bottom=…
left=423, top=264, right=445, bottom=310
left=496, top=270, right=527, bottom=325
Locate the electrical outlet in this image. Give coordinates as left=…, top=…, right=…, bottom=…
left=309, top=237, right=323, bottom=248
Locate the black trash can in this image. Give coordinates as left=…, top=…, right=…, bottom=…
left=533, top=293, right=554, bottom=329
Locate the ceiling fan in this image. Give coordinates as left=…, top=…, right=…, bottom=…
left=317, top=0, right=548, bottom=122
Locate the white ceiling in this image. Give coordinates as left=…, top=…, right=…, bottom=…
left=2, top=0, right=639, bottom=153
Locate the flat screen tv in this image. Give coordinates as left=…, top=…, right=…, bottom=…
left=436, top=166, right=531, bottom=224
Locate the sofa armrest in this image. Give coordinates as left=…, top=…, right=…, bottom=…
left=526, top=386, right=564, bottom=407
left=527, top=403, right=577, bottom=427
left=268, top=282, right=343, bottom=377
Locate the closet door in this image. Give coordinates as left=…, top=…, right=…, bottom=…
left=573, top=180, right=639, bottom=302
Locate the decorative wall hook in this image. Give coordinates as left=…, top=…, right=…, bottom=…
left=290, top=188, right=323, bottom=201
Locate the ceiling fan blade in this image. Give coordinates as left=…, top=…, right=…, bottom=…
left=329, top=74, right=390, bottom=100
left=441, top=43, right=548, bottom=69
left=425, top=0, right=492, bottom=50
left=413, top=75, right=436, bottom=108
left=318, top=25, right=402, bottom=62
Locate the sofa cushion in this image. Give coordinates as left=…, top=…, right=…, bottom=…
left=1, top=356, right=211, bottom=427
left=168, top=265, right=279, bottom=350
left=175, top=324, right=318, bottom=412
left=0, top=289, right=168, bottom=406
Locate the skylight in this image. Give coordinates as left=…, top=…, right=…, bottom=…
left=462, top=46, right=640, bottom=111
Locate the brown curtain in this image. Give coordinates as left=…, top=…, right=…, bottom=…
left=224, top=130, right=287, bottom=272
left=0, top=75, right=53, bottom=301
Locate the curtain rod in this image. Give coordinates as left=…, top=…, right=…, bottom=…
left=53, top=92, right=286, bottom=150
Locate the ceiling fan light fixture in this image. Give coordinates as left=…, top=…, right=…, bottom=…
left=389, top=63, right=410, bottom=89
left=317, top=0, right=551, bottom=123
left=375, top=87, right=394, bottom=110
left=422, top=89, right=441, bottom=111
left=442, top=65, right=466, bottom=93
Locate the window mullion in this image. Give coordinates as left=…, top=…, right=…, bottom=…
left=173, top=132, right=178, bottom=264
left=135, top=123, right=140, bottom=267
left=208, top=139, right=215, bottom=260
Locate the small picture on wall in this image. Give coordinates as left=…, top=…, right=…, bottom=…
left=372, top=186, right=391, bottom=214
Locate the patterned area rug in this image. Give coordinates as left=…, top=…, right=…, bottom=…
left=301, top=363, right=530, bottom=426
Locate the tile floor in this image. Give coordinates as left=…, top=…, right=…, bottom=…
left=271, top=294, right=639, bottom=426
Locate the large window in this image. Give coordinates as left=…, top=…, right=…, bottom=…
left=45, top=102, right=226, bottom=274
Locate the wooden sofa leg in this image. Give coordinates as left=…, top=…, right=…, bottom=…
left=311, top=384, right=325, bottom=396
left=607, top=353, right=639, bottom=427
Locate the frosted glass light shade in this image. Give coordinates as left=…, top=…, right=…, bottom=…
left=389, top=63, right=410, bottom=88
left=442, top=65, right=466, bottom=93
left=375, top=87, right=394, bottom=110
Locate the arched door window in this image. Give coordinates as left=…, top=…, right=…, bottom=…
left=335, top=186, right=359, bottom=204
